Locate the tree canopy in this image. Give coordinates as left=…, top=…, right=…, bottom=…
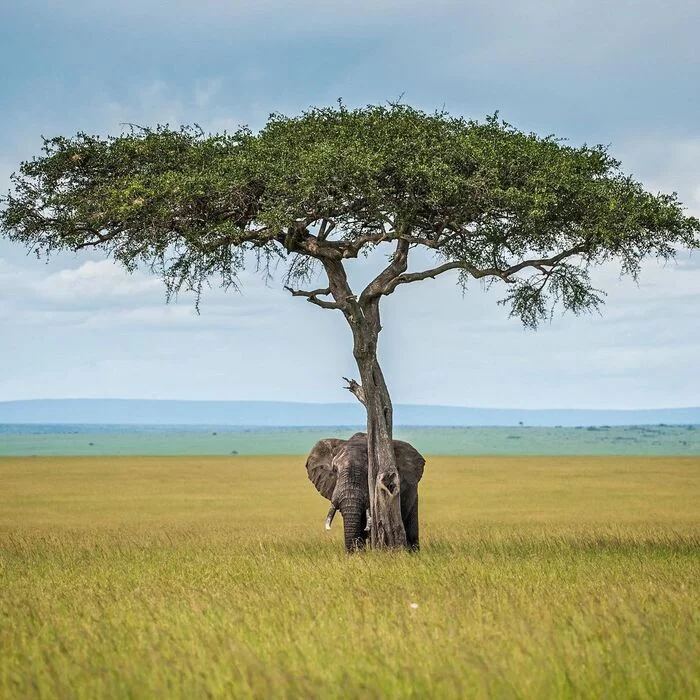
left=3, top=104, right=697, bottom=327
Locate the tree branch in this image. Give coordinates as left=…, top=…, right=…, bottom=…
left=317, top=218, right=336, bottom=241
left=500, top=245, right=588, bottom=277
left=360, top=236, right=410, bottom=303
left=72, top=230, right=119, bottom=249
left=385, top=261, right=466, bottom=292
left=384, top=245, right=590, bottom=294
left=399, top=227, right=480, bottom=249
left=342, top=377, right=366, bottom=406
left=284, top=285, right=342, bottom=310
left=320, top=258, right=362, bottom=323
left=340, top=231, right=391, bottom=258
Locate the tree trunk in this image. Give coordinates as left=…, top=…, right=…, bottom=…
left=351, top=325, right=407, bottom=550
left=319, top=256, right=407, bottom=550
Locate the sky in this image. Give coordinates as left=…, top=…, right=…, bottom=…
left=1, top=0, right=699, bottom=409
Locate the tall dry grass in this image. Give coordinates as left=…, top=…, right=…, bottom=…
left=1, top=455, right=698, bottom=698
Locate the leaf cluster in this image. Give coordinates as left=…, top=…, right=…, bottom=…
left=2, top=104, right=698, bottom=324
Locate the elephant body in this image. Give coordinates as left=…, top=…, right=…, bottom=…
left=305, top=432, right=425, bottom=552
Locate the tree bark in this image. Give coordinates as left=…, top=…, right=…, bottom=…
left=349, top=317, right=406, bottom=549
left=320, top=256, right=407, bottom=550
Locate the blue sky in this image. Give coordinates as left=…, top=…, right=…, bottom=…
left=1, top=0, right=699, bottom=408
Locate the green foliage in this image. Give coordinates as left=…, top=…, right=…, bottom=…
left=1, top=104, right=698, bottom=323
left=2, top=454, right=699, bottom=698
left=1, top=125, right=262, bottom=299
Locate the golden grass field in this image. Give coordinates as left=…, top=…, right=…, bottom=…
left=1, top=454, right=699, bottom=699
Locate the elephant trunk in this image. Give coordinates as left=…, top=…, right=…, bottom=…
left=341, top=500, right=366, bottom=553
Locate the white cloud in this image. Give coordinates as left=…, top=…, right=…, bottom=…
left=0, top=256, right=164, bottom=318
left=0, top=252, right=291, bottom=330
left=36, top=260, right=161, bottom=303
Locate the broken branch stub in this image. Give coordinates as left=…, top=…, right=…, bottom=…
left=342, top=377, right=366, bottom=406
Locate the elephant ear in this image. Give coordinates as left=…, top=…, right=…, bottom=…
left=394, top=440, right=425, bottom=485
left=305, top=438, right=344, bottom=500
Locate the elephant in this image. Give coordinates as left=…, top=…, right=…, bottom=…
left=305, top=431, right=425, bottom=552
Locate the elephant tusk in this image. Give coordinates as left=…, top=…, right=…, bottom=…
left=325, top=504, right=338, bottom=531
left=365, top=509, right=372, bottom=532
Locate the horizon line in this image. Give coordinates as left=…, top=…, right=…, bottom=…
left=1, top=398, right=699, bottom=412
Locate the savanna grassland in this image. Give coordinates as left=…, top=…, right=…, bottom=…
left=1, top=454, right=698, bottom=699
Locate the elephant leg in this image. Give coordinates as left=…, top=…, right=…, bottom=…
left=401, top=492, right=420, bottom=552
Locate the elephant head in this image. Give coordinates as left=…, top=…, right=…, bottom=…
left=305, top=432, right=425, bottom=552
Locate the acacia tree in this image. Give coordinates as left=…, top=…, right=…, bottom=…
left=2, top=104, right=698, bottom=549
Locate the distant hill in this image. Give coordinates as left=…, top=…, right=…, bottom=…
left=0, top=399, right=698, bottom=427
